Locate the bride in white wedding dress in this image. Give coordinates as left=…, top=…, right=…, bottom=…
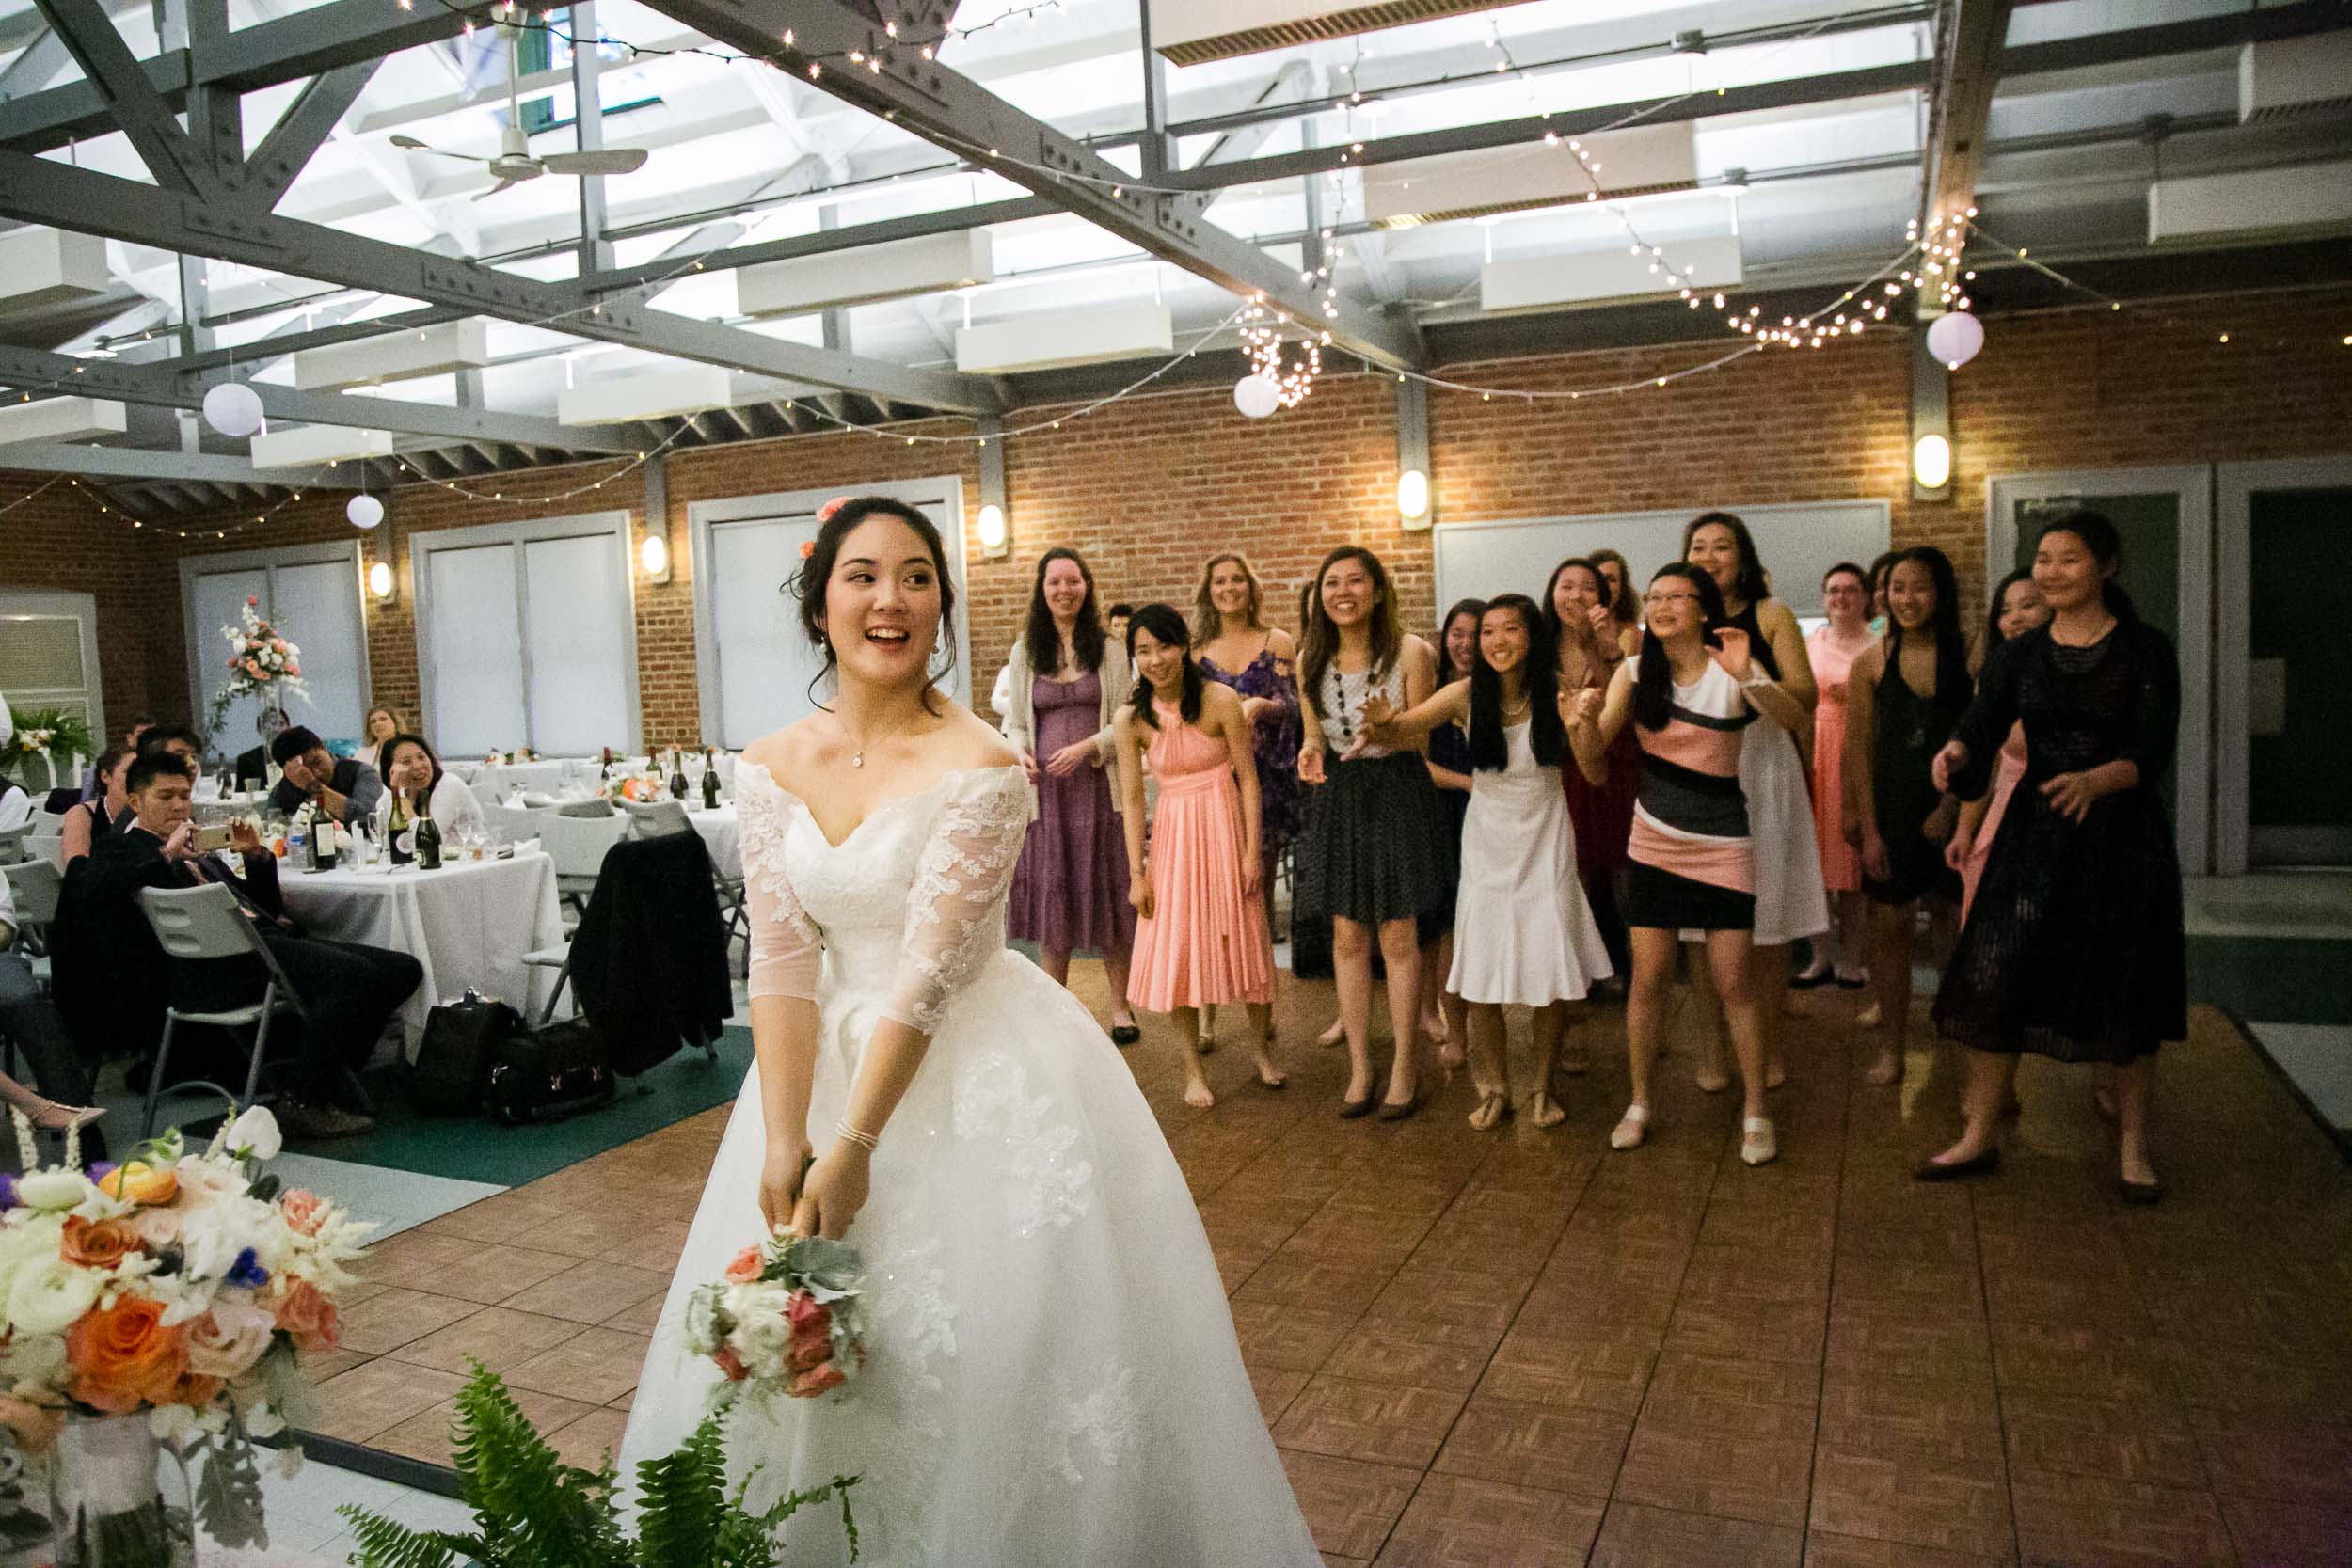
left=620, top=497, right=1323, bottom=1567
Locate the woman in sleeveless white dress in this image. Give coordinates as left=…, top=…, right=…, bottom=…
left=621, top=499, right=1320, bottom=1568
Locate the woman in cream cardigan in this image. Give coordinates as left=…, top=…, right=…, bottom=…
left=998, top=548, right=1142, bottom=1043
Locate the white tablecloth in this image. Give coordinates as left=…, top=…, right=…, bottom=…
left=274, top=850, right=570, bottom=1057
left=469, top=760, right=571, bottom=799
left=685, top=803, right=739, bottom=879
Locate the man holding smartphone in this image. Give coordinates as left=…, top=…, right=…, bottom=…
left=70, top=752, right=419, bottom=1138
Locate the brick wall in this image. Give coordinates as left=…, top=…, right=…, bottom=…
left=0, top=473, right=183, bottom=742
left=13, top=282, right=2345, bottom=751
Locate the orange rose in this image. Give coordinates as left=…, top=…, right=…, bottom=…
left=59, top=1216, right=143, bottom=1270
left=270, top=1278, right=339, bottom=1354
left=278, top=1189, right=327, bottom=1237
left=64, top=1297, right=189, bottom=1415
left=724, top=1245, right=764, bottom=1284
left=95, top=1162, right=178, bottom=1207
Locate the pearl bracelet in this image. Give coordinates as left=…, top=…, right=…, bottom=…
left=834, top=1117, right=880, bottom=1152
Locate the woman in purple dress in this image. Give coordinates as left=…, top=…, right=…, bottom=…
left=1194, top=552, right=1302, bottom=897
left=1000, top=547, right=1140, bottom=1042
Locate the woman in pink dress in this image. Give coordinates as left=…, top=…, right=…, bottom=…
left=1948, top=569, right=2049, bottom=921
left=1800, top=562, right=1876, bottom=988
left=1115, top=604, right=1280, bottom=1108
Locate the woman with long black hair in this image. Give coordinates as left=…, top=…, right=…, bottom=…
left=1841, top=546, right=1968, bottom=1085
left=1367, top=594, right=1611, bottom=1131
left=1419, top=598, right=1483, bottom=1065
left=999, top=546, right=1139, bottom=1042
left=1568, top=562, right=1800, bottom=1167
left=1295, top=546, right=1449, bottom=1119
left=1683, top=511, right=1828, bottom=1088
left=1922, top=512, right=2183, bottom=1200
left=1546, top=557, right=1635, bottom=990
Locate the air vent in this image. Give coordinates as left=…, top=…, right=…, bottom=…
left=2239, top=32, right=2352, bottom=123
left=1149, top=0, right=1519, bottom=66
left=1363, top=125, right=1700, bottom=230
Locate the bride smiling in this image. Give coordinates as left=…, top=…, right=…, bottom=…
left=619, top=497, right=1322, bottom=1567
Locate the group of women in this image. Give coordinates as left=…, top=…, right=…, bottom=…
left=993, top=505, right=2185, bottom=1198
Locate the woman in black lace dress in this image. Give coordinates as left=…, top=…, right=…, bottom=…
left=1918, top=513, right=2184, bottom=1201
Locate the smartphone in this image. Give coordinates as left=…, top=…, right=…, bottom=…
left=192, top=823, right=234, bottom=854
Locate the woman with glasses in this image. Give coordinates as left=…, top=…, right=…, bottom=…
left=1568, top=563, right=1800, bottom=1166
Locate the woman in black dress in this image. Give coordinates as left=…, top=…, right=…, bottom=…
left=1920, top=512, right=2184, bottom=1201
left=1841, top=547, right=1968, bottom=1087
left=1421, top=600, right=1482, bottom=1069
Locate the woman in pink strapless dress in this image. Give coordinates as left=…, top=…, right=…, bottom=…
left=1950, top=569, right=2050, bottom=922
left=1802, top=564, right=1878, bottom=986
left=1113, top=605, right=1281, bottom=1109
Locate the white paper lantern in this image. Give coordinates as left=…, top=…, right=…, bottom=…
left=202, top=381, right=264, bottom=438
left=346, top=494, right=384, bottom=530
left=1232, top=373, right=1280, bottom=420
left=1925, top=310, right=1985, bottom=370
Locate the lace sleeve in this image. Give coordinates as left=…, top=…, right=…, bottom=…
left=738, top=780, right=822, bottom=1004
left=882, top=768, right=1032, bottom=1034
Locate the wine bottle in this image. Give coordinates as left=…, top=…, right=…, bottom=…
left=670, top=748, right=690, bottom=802
left=387, top=790, right=413, bottom=865
left=312, top=808, right=338, bottom=872
left=414, top=791, right=442, bottom=871
left=701, top=749, right=721, bottom=810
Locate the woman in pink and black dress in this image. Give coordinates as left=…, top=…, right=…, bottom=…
left=1948, top=569, right=2048, bottom=923
left=1000, top=547, right=1140, bottom=1043
left=1546, top=557, right=1634, bottom=991
left=1800, top=562, right=1877, bottom=989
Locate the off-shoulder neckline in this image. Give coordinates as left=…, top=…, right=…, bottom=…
left=736, top=759, right=1023, bottom=852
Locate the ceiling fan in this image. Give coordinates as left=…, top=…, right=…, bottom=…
left=390, top=22, right=650, bottom=198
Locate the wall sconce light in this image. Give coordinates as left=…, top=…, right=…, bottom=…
left=1396, top=468, right=1430, bottom=522
left=368, top=558, right=395, bottom=603
left=977, top=414, right=1010, bottom=559
left=639, top=530, right=672, bottom=583
left=1912, top=433, right=1952, bottom=490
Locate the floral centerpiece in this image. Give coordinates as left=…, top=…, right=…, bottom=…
left=0, top=1104, right=371, bottom=1564
left=205, top=598, right=309, bottom=739
left=6, top=705, right=95, bottom=792
left=683, top=1226, right=868, bottom=1406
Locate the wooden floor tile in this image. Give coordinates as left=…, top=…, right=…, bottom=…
left=1231, top=1298, right=1362, bottom=1373
left=1613, top=1422, right=1813, bottom=1529
left=1371, top=1473, right=1602, bottom=1567
left=1432, top=1395, right=1630, bottom=1500
left=1807, top=1446, right=2015, bottom=1560
left=306, top=1360, right=469, bottom=1444
left=545, top=1405, right=631, bottom=1471
left=2217, top=1497, right=2352, bottom=1568
left=367, top=1384, right=599, bottom=1467
left=495, top=1259, right=672, bottom=1324
left=2010, top=1469, right=2237, bottom=1567
left=1801, top=1531, right=2014, bottom=1568
left=2189, top=1404, right=2352, bottom=1507
left=385, top=1306, right=580, bottom=1378
left=1664, top=1293, right=1827, bottom=1365
left=1279, top=1449, right=1422, bottom=1560
left=501, top=1325, right=651, bottom=1406
left=1990, top=1319, right=2175, bottom=1402
left=1477, top=1324, right=1660, bottom=1416
left=1248, top=1358, right=1312, bottom=1427
left=1999, top=1390, right=2206, bottom=1491
left=1815, top=1374, right=2003, bottom=1467
left=333, top=1287, right=483, bottom=1356
left=1322, top=1316, right=1502, bottom=1392
left=1273, top=1375, right=1470, bottom=1468
left=1587, top=1499, right=1804, bottom=1568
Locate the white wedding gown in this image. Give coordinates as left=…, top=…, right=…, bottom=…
left=620, top=760, right=1322, bottom=1568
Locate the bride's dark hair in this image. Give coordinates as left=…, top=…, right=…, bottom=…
left=787, top=495, right=960, bottom=710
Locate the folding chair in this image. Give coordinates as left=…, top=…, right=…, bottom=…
left=621, top=800, right=747, bottom=975
left=619, top=799, right=691, bottom=839
left=133, top=883, right=310, bottom=1138
left=0, top=825, right=28, bottom=866
left=0, top=859, right=64, bottom=1085
left=539, top=808, right=627, bottom=922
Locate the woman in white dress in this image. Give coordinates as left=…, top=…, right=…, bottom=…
left=1361, top=594, right=1613, bottom=1132
left=620, top=498, right=1322, bottom=1568
left=370, top=733, right=485, bottom=848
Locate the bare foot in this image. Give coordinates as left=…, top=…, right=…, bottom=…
left=1468, top=1091, right=1510, bottom=1132
left=1421, top=1008, right=1448, bottom=1045
left=1529, top=1090, right=1565, bottom=1129
left=1438, top=1038, right=1466, bottom=1071
left=1318, top=1017, right=1345, bottom=1048
left=2119, top=1148, right=2157, bottom=1187
left=1184, top=1078, right=1216, bottom=1109
left=16, top=1098, right=105, bottom=1132
left=1694, top=1056, right=1731, bottom=1094
left=1925, top=1133, right=1990, bottom=1167
left=1254, top=1050, right=1287, bottom=1090
left=1864, top=1051, right=1902, bottom=1086
left=1765, top=1057, right=1788, bottom=1090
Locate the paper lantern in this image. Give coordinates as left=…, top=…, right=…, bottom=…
left=346, top=494, right=384, bottom=530
left=1925, top=310, right=1984, bottom=370
left=1232, top=374, right=1280, bottom=420
left=202, top=381, right=264, bottom=438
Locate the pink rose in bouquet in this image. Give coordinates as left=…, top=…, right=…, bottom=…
left=724, top=1244, right=764, bottom=1284
left=683, top=1230, right=867, bottom=1406
left=788, top=1362, right=846, bottom=1400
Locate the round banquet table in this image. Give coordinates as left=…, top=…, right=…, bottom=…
left=468, top=759, right=571, bottom=799
left=272, top=849, right=571, bottom=1058
left=684, top=801, right=740, bottom=880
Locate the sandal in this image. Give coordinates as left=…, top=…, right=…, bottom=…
left=1610, top=1103, right=1649, bottom=1151
left=1740, top=1116, right=1778, bottom=1167
left=1529, top=1090, right=1565, bottom=1130
left=1468, top=1091, right=1512, bottom=1132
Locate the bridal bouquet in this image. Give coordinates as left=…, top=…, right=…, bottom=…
left=683, top=1229, right=868, bottom=1404
left=0, top=1103, right=372, bottom=1549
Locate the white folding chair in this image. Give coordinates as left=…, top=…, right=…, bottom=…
left=619, top=799, right=691, bottom=839
left=133, top=883, right=309, bottom=1137
left=539, top=809, right=626, bottom=919
left=484, top=803, right=551, bottom=846
left=0, top=825, right=28, bottom=866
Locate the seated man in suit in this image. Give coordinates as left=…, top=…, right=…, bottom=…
left=83, top=752, right=420, bottom=1138
left=269, top=725, right=381, bottom=827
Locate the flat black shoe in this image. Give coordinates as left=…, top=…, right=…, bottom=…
left=1913, top=1147, right=2000, bottom=1182
left=2119, top=1176, right=2162, bottom=1206
left=1790, top=968, right=1834, bottom=990
left=1338, top=1094, right=1376, bottom=1119
left=1110, top=1022, right=1141, bottom=1047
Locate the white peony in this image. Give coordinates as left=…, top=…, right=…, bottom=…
left=16, top=1171, right=93, bottom=1212
left=6, top=1258, right=104, bottom=1336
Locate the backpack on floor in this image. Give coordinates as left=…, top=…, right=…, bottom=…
left=410, top=992, right=524, bottom=1117
left=484, top=1017, right=617, bottom=1125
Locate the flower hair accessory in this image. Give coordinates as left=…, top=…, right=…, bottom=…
left=798, top=539, right=818, bottom=561
left=817, top=495, right=852, bottom=523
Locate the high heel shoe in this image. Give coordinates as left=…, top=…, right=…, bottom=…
left=1338, top=1092, right=1377, bottom=1119
left=15, top=1098, right=105, bottom=1133
left=1375, top=1089, right=1422, bottom=1122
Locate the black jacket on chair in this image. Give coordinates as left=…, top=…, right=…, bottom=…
left=567, top=830, right=731, bottom=1076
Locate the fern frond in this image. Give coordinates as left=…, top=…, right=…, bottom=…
left=336, top=1503, right=470, bottom=1568
left=634, top=1417, right=726, bottom=1568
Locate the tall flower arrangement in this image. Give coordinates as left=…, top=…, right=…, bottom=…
left=206, top=597, right=309, bottom=739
